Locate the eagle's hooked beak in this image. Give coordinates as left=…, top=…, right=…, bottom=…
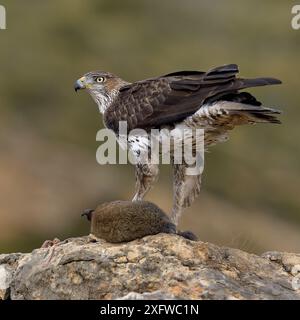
left=74, top=77, right=86, bottom=92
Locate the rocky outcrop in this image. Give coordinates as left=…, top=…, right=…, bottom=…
left=0, top=234, right=300, bottom=300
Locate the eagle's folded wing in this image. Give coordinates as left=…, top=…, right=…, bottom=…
left=103, top=64, right=281, bottom=132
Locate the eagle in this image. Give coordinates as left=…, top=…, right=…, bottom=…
left=74, top=64, right=281, bottom=225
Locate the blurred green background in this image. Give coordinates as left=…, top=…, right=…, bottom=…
left=0, top=0, right=299, bottom=253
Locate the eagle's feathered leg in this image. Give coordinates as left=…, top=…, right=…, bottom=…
left=132, top=163, right=159, bottom=201
left=171, top=163, right=202, bottom=225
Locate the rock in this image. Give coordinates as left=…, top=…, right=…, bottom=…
left=0, top=253, right=24, bottom=300
left=118, top=291, right=177, bottom=300
left=0, top=234, right=299, bottom=300
left=0, top=265, right=11, bottom=300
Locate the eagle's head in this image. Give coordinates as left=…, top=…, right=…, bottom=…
left=74, top=71, right=128, bottom=113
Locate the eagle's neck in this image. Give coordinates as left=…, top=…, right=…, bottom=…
left=89, top=89, right=118, bottom=114
left=89, top=79, right=130, bottom=114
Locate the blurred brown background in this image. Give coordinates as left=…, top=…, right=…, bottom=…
left=0, top=0, right=299, bottom=253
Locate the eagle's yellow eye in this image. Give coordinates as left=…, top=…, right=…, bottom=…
left=96, top=77, right=105, bottom=83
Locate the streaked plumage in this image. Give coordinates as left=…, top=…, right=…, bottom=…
left=75, top=64, right=281, bottom=225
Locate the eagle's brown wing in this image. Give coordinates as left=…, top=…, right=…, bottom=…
left=103, top=64, right=281, bottom=132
